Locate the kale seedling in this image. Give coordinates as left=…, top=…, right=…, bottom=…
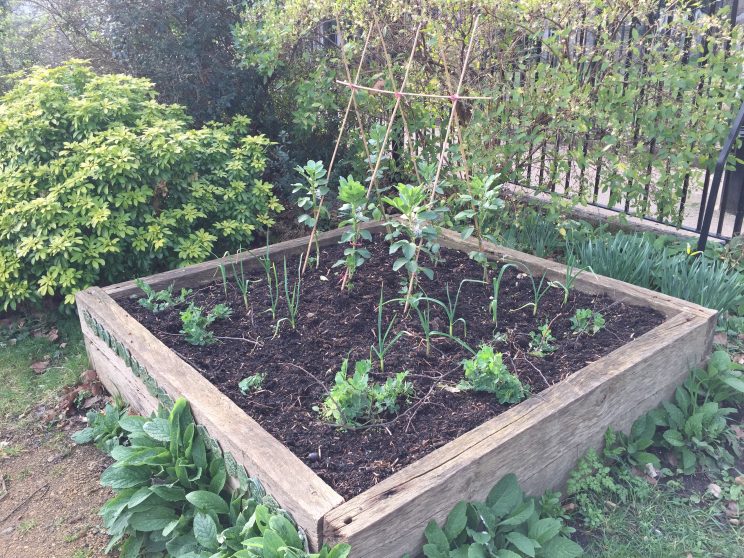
left=458, top=345, right=528, bottom=405
left=238, top=373, right=265, bottom=394
left=570, top=308, right=606, bottom=335
left=180, top=303, right=232, bottom=345
left=135, top=278, right=190, bottom=313
left=528, top=323, right=557, bottom=357
left=320, top=359, right=412, bottom=427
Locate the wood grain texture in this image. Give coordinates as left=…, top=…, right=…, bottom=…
left=322, top=310, right=715, bottom=557
left=76, top=288, right=343, bottom=549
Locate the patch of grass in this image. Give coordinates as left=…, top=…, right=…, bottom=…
left=71, top=550, right=91, bottom=558
left=581, top=481, right=744, bottom=557
left=17, top=519, right=37, bottom=534
left=0, top=316, right=87, bottom=428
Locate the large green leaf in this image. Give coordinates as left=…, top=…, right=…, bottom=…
left=128, top=506, right=178, bottom=532
left=144, top=418, right=172, bottom=442
left=444, top=501, right=468, bottom=541
left=186, top=490, right=229, bottom=515
left=193, top=511, right=219, bottom=550
left=539, top=535, right=583, bottom=558
left=101, top=464, right=151, bottom=489
left=506, top=531, right=538, bottom=557
left=487, top=474, right=523, bottom=516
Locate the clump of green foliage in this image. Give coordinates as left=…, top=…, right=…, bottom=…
left=71, top=399, right=127, bottom=452
left=570, top=309, right=605, bottom=335
left=0, top=61, right=282, bottom=310
left=334, top=175, right=374, bottom=290
left=406, top=473, right=582, bottom=558
left=239, top=373, right=265, bottom=394
left=135, top=279, right=190, bottom=313
left=528, top=323, right=557, bottom=357
left=321, top=359, right=412, bottom=427
left=180, top=303, right=232, bottom=345
left=459, top=345, right=528, bottom=405
left=73, top=398, right=350, bottom=557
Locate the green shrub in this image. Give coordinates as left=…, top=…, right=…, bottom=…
left=0, top=60, right=283, bottom=310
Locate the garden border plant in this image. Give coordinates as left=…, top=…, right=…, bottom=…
left=76, top=222, right=717, bottom=557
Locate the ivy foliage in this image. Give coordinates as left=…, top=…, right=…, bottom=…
left=74, top=398, right=350, bottom=558
left=0, top=61, right=283, bottom=310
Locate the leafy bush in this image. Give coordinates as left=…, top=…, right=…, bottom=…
left=320, top=358, right=412, bottom=427
left=570, top=232, right=659, bottom=289
left=459, top=345, right=528, bottom=404
left=408, top=473, right=582, bottom=558
left=0, top=61, right=283, bottom=310
left=74, top=398, right=350, bottom=557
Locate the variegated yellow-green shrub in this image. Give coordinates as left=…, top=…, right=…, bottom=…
left=0, top=60, right=283, bottom=310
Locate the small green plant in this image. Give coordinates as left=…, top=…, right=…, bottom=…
left=528, top=323, right=557, bottom=357
left=321, top=359, right=412, bottom=426
left=516, top=270, right=552, bottom=316
left=293, top=160, right=329, bottom=266
left=370, top=287, right=406, bottom=372
left=550, top=253, right=593, bottom=306
left=408, top=473, right=582, bottom=558
left=238, top=373, right=265, bottom=394
left=384, top=183, right=446, bottom=295
left=219, top=251, right=254, bottom=312
left=567, top=448, right=635, bottom=529
left=71, top=399, right=127, bottom=453
left=334, top=175, right=374, bottom=290
left=459, top=345, right=528, bottom=404
left=570, top=308, right=606, bottom=335
left=135, top=279, right=190, bottom=313
left=650, top=374, right=738, bottom=474
left=180, top=303, right=232, bottom=345
left=410, top=295, right=436, bottom=356
left=490, top=262, right=519, bottom=327
left=454, top=174, right=505, bottom=278
left=275, top=255, right=303, bottom=333
left=441, top=279, right=483, bottom=336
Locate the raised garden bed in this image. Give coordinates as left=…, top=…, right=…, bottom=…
left=76, top=223, right=717, bottom=557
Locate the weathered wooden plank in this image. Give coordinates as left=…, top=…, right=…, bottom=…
left=322, top=310, right=715, bottom=557
left=76, top=287, right=344, bottom=549
left=438, top=229, right=712, bottom=320
left=104, top=223, right=387, bottom=299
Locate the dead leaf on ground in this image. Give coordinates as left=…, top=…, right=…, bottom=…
left=30, top=360, right=50, bottom=374
left=725, top=501, right=740, bottom=518
left=45, top=328, right=59, bottom=342
left=731, top=425, right=744, bottom=440
left=707, top=483, right=722, bottom=498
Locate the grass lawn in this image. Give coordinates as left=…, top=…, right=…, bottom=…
left=579, top=479, right=743, bottom=557
left=0, top=315, right=88, bottom=428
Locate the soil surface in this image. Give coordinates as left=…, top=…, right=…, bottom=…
left=0, top=426, right=114, bottom=558
left=120, top=236, right=664, bottom=499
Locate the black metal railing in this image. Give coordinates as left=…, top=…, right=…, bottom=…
left=697, top=99, right=744, bottom=251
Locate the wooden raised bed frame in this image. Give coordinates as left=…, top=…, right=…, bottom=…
left=76, top=223, right=717, bottom=557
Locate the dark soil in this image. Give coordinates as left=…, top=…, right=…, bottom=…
left=119, top=236, right=664, bottom=500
